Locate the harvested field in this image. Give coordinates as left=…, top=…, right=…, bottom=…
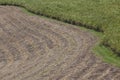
left=0, top=6, right=120, bottom=80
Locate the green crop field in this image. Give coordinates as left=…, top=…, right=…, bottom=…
left=0, top=0, right=120, bottom=60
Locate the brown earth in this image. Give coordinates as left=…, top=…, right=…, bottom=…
left=0, top=6, right=120, bottom=80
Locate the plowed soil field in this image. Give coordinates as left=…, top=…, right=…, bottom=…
left=0, top=6, right=120, bottom=80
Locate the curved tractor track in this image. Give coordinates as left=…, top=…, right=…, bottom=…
left=0, top=6, right=120, bottom=80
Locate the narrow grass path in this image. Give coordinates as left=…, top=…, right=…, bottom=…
left=0, top=6, right=120, bottom=80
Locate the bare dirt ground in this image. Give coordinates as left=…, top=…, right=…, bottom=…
left=0, top=6, right=120, bottom=80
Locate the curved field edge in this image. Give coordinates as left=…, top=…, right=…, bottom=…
left=20, top=7, right=120, bottom=68
left=0, top=0, right=120, bottom=55
left=0, top=1, right=120, bottom=67
left=10, top=6, right=120, bottom=68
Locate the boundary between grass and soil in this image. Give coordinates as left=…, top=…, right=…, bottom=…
left=0, top=4, right=120, bottom=67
